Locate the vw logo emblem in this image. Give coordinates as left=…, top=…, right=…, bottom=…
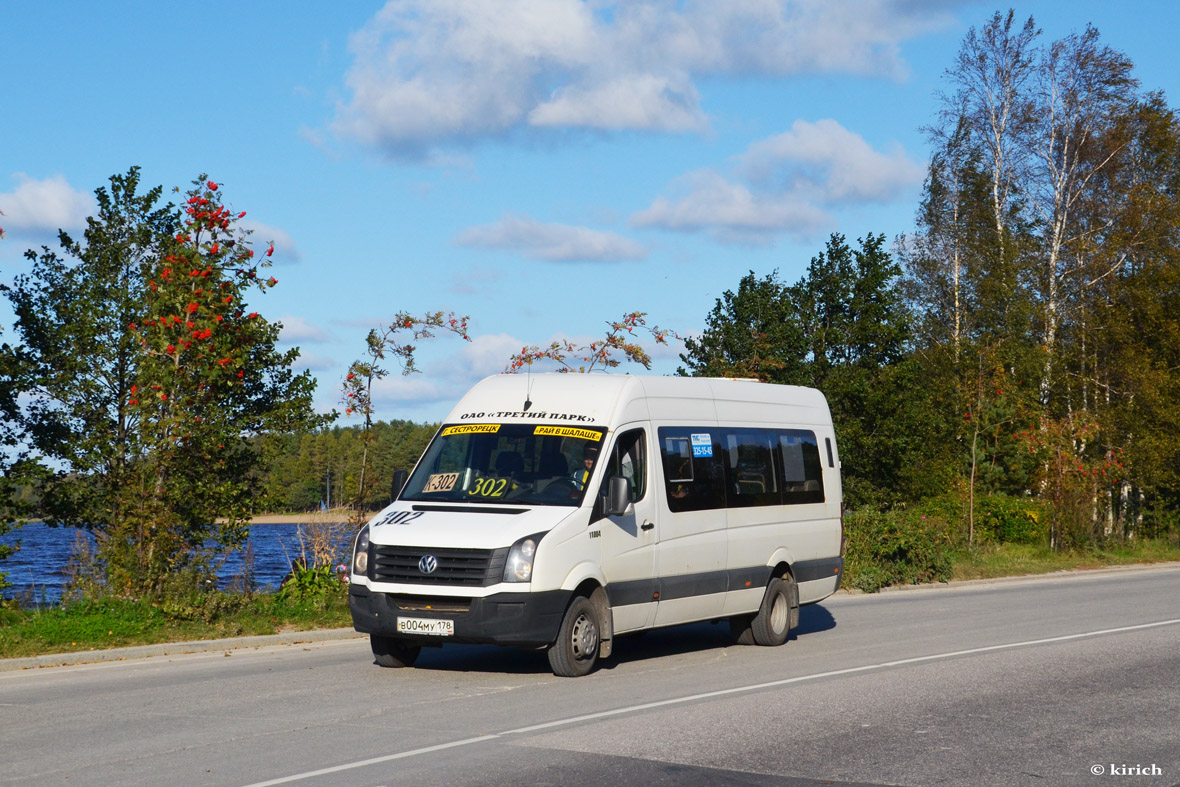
left=418, top=554, right=438, bottom=574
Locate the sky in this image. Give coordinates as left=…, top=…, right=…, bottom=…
left=3, top=0, right=1178, bottom=424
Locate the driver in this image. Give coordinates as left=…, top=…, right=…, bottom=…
left=571, top=444, right=598, bottom=490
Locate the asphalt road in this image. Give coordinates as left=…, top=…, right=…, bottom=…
left=2, top=566, right=1179, bottom=787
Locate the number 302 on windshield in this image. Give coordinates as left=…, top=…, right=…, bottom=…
left=468, top=477, right=509, bottom=497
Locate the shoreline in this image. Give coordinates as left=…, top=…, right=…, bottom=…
left=246, top=510, right=361, bottom=525
left=16, top=511, right=367, bottom=527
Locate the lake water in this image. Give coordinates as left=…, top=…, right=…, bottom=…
left=0, top=521, right=355, bottom=606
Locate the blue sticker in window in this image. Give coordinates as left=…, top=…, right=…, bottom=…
left=691, top=433, right=713, bottom=458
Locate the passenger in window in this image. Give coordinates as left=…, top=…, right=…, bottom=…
left=669, top=457, right=692, bottom=499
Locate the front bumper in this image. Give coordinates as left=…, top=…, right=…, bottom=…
left=349, top=585, right=571, bottom=647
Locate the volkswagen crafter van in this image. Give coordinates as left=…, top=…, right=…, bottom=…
left=349, top=374, right=843, bottom=676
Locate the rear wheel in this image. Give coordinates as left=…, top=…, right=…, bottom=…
left=547, top=596, right=600, bottom=677
left=750, top=576, right=796, bottom=646
left=370, top=634, right=421, bottom=668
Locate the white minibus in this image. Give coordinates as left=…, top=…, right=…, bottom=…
left=348, top=374, right=843, bottom=676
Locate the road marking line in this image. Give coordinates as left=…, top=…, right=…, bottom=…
left=241, top=735, right=501, bottom=787
left=243, top=617, right=1180, bottom=786
left=502, top=617, right=1180, bottom=735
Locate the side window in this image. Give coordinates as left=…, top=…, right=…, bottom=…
left=592, top=429, right=646, bottom=522
left=607, top=428, right=646, bottom=503
left=779, top=430, right=825, bottom=505
left=724, top=429, right=780, bottom=508
left=658, top=427, right=726, bottom=513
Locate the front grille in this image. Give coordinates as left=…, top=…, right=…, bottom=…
left=387, top=595, right=472, bottom=613
left=370, top=545, right=508, bottom=587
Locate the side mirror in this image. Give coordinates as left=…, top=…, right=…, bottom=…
left=391, top=469, right=409, bottom=501
left=605, top=476, right=632, bottom=517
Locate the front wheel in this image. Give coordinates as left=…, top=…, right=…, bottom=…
left=547, top=596, right=600, bottom=677
left=371, top=634, right=421, bottom=668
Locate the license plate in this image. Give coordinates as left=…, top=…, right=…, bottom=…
left=397, top=617, right=454, bottom=636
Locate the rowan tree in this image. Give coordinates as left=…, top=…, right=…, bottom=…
left=507, top=312, right=676, bottom=373
left=341, top=311, right=470, bottom=519
left=5, top=169, right=323, bottom=596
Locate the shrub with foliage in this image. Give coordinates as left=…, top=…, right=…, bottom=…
left=974, top=494, right=1048, bottom=544
left=843, top=507, right=954, bottom=592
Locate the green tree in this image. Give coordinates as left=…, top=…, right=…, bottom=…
left=793, top=234, right=939, bottom=505
left=681, top=235, right=939, bottom=506
left=908, top=11, right=1180, bottom=542
left=678, top=271, right=807, bottom=383
left=0, top=209, right=28, bottom=589
left=5, top=169, right=324, bottom=596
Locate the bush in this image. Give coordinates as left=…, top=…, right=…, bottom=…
left=276, top=564, right=346, bottom=603
left=974, top=494, right=1047, bottom=545
left=844, top=507, right=953, bottom=592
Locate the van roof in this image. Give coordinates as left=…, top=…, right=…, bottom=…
left=443, top=374, right=831, bottom=428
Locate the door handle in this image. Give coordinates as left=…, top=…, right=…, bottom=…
left=641, top=521, right=654, bottom=531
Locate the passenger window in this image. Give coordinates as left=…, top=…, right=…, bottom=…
left=725, top=429, right=779, bottom=508
left=663, top=436, right=693, bottom=482
left=780, top=431, right=825, bottom=504
left=658, top=427, right=725, bottom=512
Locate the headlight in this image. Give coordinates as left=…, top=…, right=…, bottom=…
left=503, top=533, right=544, bottom=583
left=352, top=525, right=370, bottom=577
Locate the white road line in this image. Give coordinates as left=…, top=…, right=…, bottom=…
left=242, top=617, right=1180, bottom=786
left=241, top=735, right=501, bottom=787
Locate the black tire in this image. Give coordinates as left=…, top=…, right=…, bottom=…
left=370, top=634, right=421, bottom=668
left=729, top=613, right=755, bottom=645
left=750, top=576, right=796, bottom=647
left=547, top=596, right=600, bottom=677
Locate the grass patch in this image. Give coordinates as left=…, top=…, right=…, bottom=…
left=0, top=586, right=350, bottom=660
left=948, top=539, right=1180, bottom=582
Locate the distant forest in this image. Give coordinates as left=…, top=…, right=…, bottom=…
left=258, top=420, right=437, bottom=514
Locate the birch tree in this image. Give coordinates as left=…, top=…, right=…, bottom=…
left=1026, top=25, right=1136, bottom=408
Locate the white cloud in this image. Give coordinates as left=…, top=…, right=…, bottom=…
left=528, top=73, right=704, bottom=131
left=738, top=119, right=926, bottom=203
left=239, top=219, right=301, bottom=263
left=631, top=169, right=832, bottom=244
left=332, top=0, right=953, bottom=157
left=632, top=120, right=923, bottom=244
left=444, top=332, right=528, bottom=380
left=455, top=214, right=647, bottom=262
left=278, top=315, right=335, bottom=343
left=292, top=352, right=339, bottom=372
left=369, top=374, right=450, bottom=410
left=0, top=174, right=94, bottom=236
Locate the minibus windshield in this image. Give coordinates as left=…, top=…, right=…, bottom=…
left=401, top=423, right=607, bottom=506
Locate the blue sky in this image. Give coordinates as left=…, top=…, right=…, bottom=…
left=3, top=1, right=1178, bottom=423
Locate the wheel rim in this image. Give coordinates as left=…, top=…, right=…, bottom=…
left=570, top=611, right=598, bottom=661
left=769, top=592, right=788, bottom=634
